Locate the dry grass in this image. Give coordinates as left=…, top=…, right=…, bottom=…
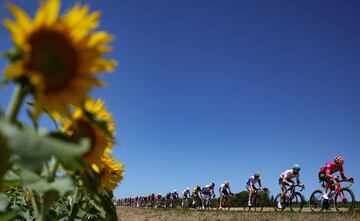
left=117, top=207, right=360, bottom=221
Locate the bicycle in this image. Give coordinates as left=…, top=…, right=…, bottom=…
left=182, top=197, right=190, bottom=208
left=217, top=193, right=233, bottom=211
left=191, top=195, right=202, bottom=210
left=203, top=193, right=215, bottom=210
left=309, top=178, right=355, bottom=213
left=274, top=184, right=305, bottom=212
left=171, top=197, right=178, bottom=208
left=243, top=187, right=268, bottom=212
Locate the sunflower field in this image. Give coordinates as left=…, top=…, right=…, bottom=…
left=0, top=0, right=124, bottom=220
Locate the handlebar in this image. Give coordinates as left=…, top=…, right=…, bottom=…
left=336, top=179, right=354, bottom=188
left=337, top=178, right=354, bottom=183
left=289, top=184, right=304, bottom=191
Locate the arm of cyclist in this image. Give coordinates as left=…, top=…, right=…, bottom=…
left=282, top=178, right=293, bottom=186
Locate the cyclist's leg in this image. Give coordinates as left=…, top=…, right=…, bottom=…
left=279, top=178, right=287, bottom=201
left=246, top=186, right=252, bottom=205
left=219, top=193, right=223, bottom=208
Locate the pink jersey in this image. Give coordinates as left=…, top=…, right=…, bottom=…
left=320, top=162, right=344, bottom=176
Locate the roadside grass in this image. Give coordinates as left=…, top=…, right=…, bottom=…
left=117, top=206, right=360, bottom=221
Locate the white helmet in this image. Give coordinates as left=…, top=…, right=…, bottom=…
left=174, top=189, right=177, bottom=193
left=225, top=181, right=230, bottom=185
left=186, top=187, right=190, bottom=191
left=158, top=193, right=161, bottom=196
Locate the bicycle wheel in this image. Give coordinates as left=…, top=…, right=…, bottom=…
left=290, top=192, right=304, bottom=212
left=274, top=193, right=283, bottom=212
left=253, top=195, right=264, bottom=212
left=334, top=187, right=355, bottom=212
left=309, top=190, right=324, bottom=213
left=224, top=197, right=231, bottom=211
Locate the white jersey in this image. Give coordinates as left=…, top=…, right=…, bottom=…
left=202, top=184, right=214, bottom=195
left=220, top=183, right=231, bottom=193
left=182, top=189, right=190, bottom=196
left=280, top=169, right=300, bottom=183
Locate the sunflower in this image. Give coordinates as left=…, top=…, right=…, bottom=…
left=61, top=98, right=115, bottom=169
left=99, top=154, right=124, bottom=191
left=3, top=0, right=117, bottom=118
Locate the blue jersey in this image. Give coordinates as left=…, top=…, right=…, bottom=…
left=246, top=176, right=260, bottom=186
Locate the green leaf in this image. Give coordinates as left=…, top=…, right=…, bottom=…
left=4, top=49, right=22, bottom=62
left=0, top=211, right=17, bottom=221
left=0, top=120, right=90, bottom=171
left=0, top=194, right=9, bottom=212
left=20, top=170, right=74, bottom=196
left=83, top=110, right=114, bottom=139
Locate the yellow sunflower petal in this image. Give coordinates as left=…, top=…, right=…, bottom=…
left=3, top=19, right=25, bottom=45
left=88, top=32, right=114, bottom=47
left=91, top=59, right=117, bottom=73
left=34, top=0, right=60, bottom=26
left=3, top=62, right=23, bottom=78
left=6, top=3, right=32, bottom=33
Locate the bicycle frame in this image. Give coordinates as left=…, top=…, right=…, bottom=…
left=331, top=180, right=353, bottom=201
left=283, top=185, right=304, bottom=206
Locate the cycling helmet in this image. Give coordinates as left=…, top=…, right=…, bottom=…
left=224, top=181, right=229, bottom=185
left=334, top=156, right=344, bottom=165
left=186, top=187, right=190, bottom=191
left=293, top=164, right=301, bottom=170
left=173, top=189, right=177, bottom=193
left=211, top=182, right=215, bottom=187
left=254, top=172, right=261, bottom=177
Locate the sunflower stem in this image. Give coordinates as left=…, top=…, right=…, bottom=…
left=5, top=83, right=28, bottom=123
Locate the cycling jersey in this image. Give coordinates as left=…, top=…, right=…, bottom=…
left=219, top=183, right=231, bottom=195
left=201, top=184, right=214, bottom=195
left=166, top=193, right=171, bottom=199
left=280, top=169, right=300, bottom=183
left=320, top=162, right=345, bottom=177
left=192, top=187, right=201, bottom=197
left=182, top=189, right=190, bottom=198
left=172, top=192, right=179, bottom=199
left=246, top=176, right=261, bottom=187
left=193, top=187, right=201, bottom=194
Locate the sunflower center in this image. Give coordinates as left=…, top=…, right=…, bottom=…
left=73, top=119, right=97, bottom=156
left=26, top=28, right=78, bottom=93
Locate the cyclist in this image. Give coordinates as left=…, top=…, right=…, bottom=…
left=156, top=193, right=162, bottom=208
left=165, top=192, right=172, bottom=207
left=246, top=172, right=263, bottom=206
left=278, top=164, right=305, bottom=209
left=219, top=181, right=232, bottom=209
left=192, top=185, right=202, bottom=207
left=182, top=187, right=191, bottom=207
left=319, top=156, right=353, bottom=199
left=201, top=182, right=215, bottom=209
left=148, top=193, right=155, bottom=207
left=171, top=190, right=179, bottom=207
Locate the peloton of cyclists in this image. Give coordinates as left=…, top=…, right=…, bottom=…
left=219, top=181, right=232, bottom=209
left=201, top=182, right=215, bottom=209
left=318, top=156, right=354, bottom=200
left=278, top=164, right=305, bottom=209
left=246, top=172, right=263, bottom=206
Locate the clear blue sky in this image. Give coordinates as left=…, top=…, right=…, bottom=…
left=0, top=0, right=359, bottom=199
